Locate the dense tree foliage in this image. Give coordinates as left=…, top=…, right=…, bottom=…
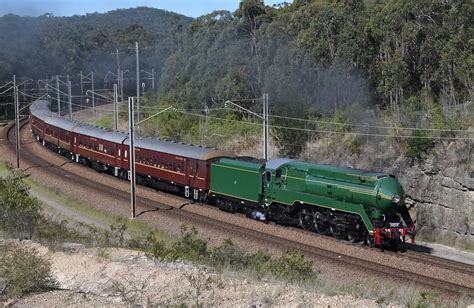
left=0, top=7, right=192, bottom=82
left=1, top=1, right=471, bottom=110
left=0, top=1, right=471, bottom=155
left=159, top=0, right=472, bottom=109
left=156, top=0, right=472, bottom=156
left=0, top=7, right=191, bottom=122
left=0, top=170, right=42, bottom=239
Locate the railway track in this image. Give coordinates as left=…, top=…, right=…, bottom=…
left=196, top=200, right=474, bottom=277
left=3, top=119, right=474, bottom=297
left=273, top=222, right=474, bottom=276
left=403, top=250, right=474, bottom=275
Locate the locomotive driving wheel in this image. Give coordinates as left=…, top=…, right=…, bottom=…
left=314, top=212, right=328, bottom=234
left=347, top=232, right=358, bottom=243
left=366, top=234, right=376, bottom=247
left=347, top=231, right=365, bottom=244
left=330, top=224, right=346, bottom=239
left=299, top=205, right=315, bottom=231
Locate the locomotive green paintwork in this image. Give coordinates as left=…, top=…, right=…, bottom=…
left=263, top=160, right=405, bottom=232
left=210, top=158, right=406, bottom=235
left=266, top=161, right=404, bottom=213
left=210, top=158, right=264, bottom=204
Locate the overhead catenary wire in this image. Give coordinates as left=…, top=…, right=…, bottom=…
left=133, top=104, right=473, bottom=134
left=173, top=110, right=473, bottom=141
left=17, top=90, right=50, bottom=99
left=4, top=88, right=471, bottom=139
left=267, top=113, right=471, bottom=133
left=2, top=72, right=472, bottom=138
left=45, top=84, right=69, bottom=97
left=68, top=101, right=123, bottom=111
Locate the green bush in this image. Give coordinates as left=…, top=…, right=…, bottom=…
left=0, top=244, right=58, bottom=301
left=406, top=130, right=435, bottom=159
left=137, top=225, right=317, bottom=284
left=208, top=239, right=250, bottom=270
left=143, top=232, right=170, bottom=260
left=109, top=218, right=128, bottom=247
left=141, top=226, right=209, bottom=262
left=165, top=225, right=209, bottom=262
left=270, top=250, right=315, bottom=283
left=35, top=217, right=83, bottom=248
left=0, top=171, right=42, bottom=239
left=413, top=290, right=441, bottom=308
left=346, top=137, right=362, bottom=155
left=0, top=168, right=130, bottom=248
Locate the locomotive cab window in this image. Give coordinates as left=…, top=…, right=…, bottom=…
left=265, top=171, right=272, bottom=182
left=275, top=169, right=282, bottom=178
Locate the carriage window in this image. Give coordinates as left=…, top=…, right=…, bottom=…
left=265, top=171, right=272, bottom=182
left=124, top=150, right=128, bottom=158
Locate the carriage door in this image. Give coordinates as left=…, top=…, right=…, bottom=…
left=186, top=162, right=200, bottom=200
left=188, top=162, right=198, bottom=187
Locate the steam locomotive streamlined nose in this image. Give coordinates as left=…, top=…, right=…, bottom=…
left=376, top=176, right=405, bottom=213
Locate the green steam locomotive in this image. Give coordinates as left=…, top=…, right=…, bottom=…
left=209, top=158, right=415, bottom=247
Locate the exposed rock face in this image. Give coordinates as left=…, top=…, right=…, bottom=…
left=388, top=142, right=473, bottom=249
left=303, top=138, right=473, bottom=250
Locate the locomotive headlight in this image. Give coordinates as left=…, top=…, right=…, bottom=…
left=391, top=194, right=401, bottom=204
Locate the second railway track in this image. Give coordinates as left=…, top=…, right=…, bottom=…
left=3, top=119, right=474, bottom=297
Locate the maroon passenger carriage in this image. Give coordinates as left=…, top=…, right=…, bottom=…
left=130, top=138, right=233, bottom=200
left=29, top=100, right=235, bottom=201
left=30, top=101, right=79, bottom=156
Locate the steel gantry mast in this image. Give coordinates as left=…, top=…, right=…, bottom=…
left=135, top=42, right=141, bottom=130
left=224, top=94, right=270, bottom=161
left=13, top=75, right=20, bottom=168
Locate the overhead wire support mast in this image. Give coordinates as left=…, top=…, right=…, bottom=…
left=113, top=84, right=118, bottom=131
left=13, top=75, right=20, bottom=169
left=68, top=80, right=73, bottom=120
left=141, top=68, right=155, bottom=90
left=91, top=72, right=95, bottom=112
left=128, top=103, right=173, bottom=219
left=56, top=75, right=61, bottom=116
left=225, top=94, right=269, bottom=160
left=116, top=49, right=123, bottom=103
left=128, top=97, right=136, bottom=219
left=264, top=93, right=269, bottom=161
left=120, top=70, right=125, bottom=105
left=135, top=41, right=141, bottom=131
left=85, top=90, right=113, bottom=102
left=79, top=71, right=84, bottom=96
left=81, top=72, right=95, bottom=112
